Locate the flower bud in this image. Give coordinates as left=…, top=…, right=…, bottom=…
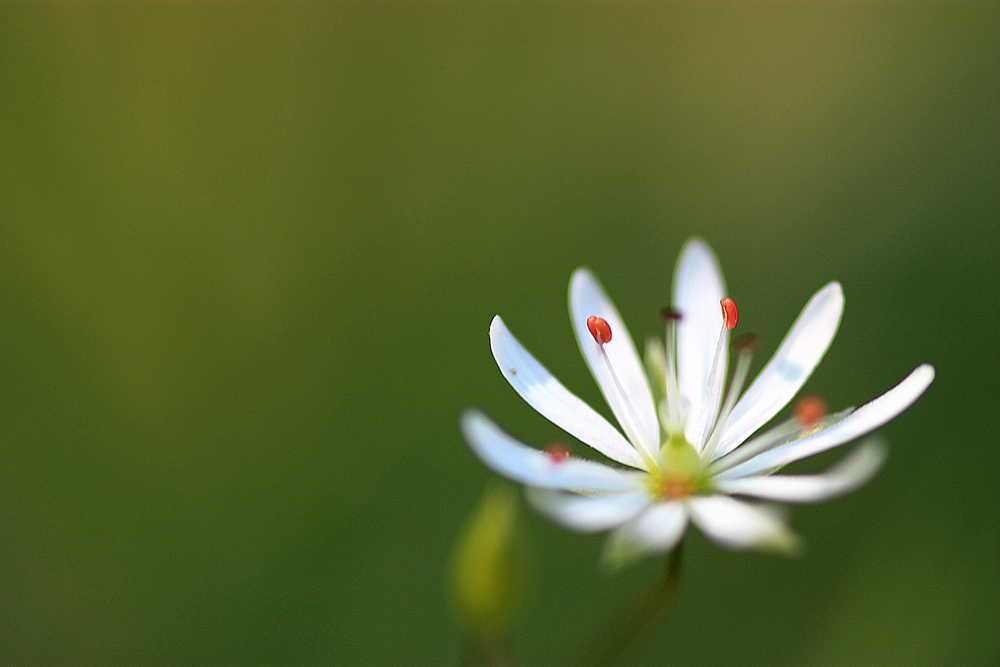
left=448, top=484, right=525, bottom=638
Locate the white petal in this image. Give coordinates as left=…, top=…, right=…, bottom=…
left=629, top=501, right=689, bottom=550
left=689, top=495, right=799, bottom=553
left=715, top=282, right=844, bottom=459
left=602, top=501, right=688, bottom=569
left=716, top=364, right=934, bottom=479
left=489, top=316, right=647, bottom=470
left=673, top=239, right=727, bottom=447
left=460, top=410, right=644, bottom=493
left=569, top=269, right=659, bottom=459
left=714, top=438, right=888, bottom=502
left=525, top=488, right=651, bottom=533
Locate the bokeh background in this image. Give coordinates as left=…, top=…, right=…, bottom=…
left=1, top=3, right=997, bottom=665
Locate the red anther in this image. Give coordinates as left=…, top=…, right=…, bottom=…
left=735, top=333, right=760, bottom=354
left=544, top=443, right=571, bottom=463
left=659, top=307, right=683, bottom=322
left=720, top=297, right=739, bottom=330
left=795, top=396, right=827, bottom=427
left=587, top=316, right=612, bottom=344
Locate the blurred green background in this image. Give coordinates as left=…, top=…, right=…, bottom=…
left=1, top=3, right=997, bottom=665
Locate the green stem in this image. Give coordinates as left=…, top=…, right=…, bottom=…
left=460, top=634, right=513, bottom=667
left=569, top=541, right=685, bottom=667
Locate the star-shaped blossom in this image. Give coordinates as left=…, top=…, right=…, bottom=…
left=461, top=239, right=934, bottom=568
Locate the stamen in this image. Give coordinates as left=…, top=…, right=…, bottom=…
left=661, top=308, right=683, bottom=434
left=794, top=396, right=827, bottom=427
left=588, top=315, right=658, bottom=471
left=644, top=337, right=667, bottom=406
left=707, top=419, right=800, bottom=473
left=735, top=333, right=759, bottom=354
left=587, top=316, right=612, bottom=344
left=708, top=405, right=856, bottom=475
left=659, top=307, right=682, bottom=323
left=543, top=443, right=571, bottom=463
left=695, top=298, right=739, bottom=450
left=702, top=333, right=758, bottom=461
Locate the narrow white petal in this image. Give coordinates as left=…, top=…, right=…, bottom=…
left=525, top=488, right=651, bottom=533
left=629, top=501, right=689, bottom=550
left=714, top=438, right=888, bottom=502
left=569, top=269, right=659, bottom=459
left=460, top=410, right=644, bottom=493
left=715, top=282, right=844, bottom=459
left=602, top=501, right=688, bottom=570
left=673, top=239, right=727, bottom=446
left=688, top=495, right=799, bottom=553
left=717, top=364, right=935, bottom=479
left=489, top=316, right=647, bottom=470
left=709, top=418, right=808, bottom=474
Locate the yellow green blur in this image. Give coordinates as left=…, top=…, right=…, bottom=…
left=448, top=484, right=524, bottom=638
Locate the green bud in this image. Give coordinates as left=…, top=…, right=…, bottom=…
left=448, top=483, right=524, bottom=638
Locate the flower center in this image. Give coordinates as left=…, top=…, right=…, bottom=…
left=651, top=432, right=705, bottom=500
left=657, top=474, right=696, bottom=500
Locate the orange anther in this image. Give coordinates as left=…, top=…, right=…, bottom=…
left=795, top=396, right=827, bottom=427
left=720, top=298, right=739, bottom=330
left=544, top=443, right=571, bottom=463
left=587, top=316, right=612, bottom=344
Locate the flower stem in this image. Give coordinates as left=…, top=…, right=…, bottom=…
left=569, top=541, right=685, bottom=667
left=460, top=635, right=513, bottom=667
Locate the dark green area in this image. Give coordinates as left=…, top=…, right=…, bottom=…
left=0, top=3, right=996, bottom=665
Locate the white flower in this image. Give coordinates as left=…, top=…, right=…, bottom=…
left=461, top=238, right=934, bottom=569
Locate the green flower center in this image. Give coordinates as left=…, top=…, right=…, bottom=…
left=650, top=432, right=710, bottom=500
